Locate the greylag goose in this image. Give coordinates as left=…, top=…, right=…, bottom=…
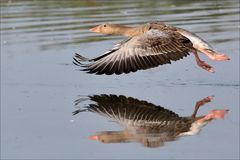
left=73, top=94, right=228, bottom=148
left=73, top=21, right=230, bottom=75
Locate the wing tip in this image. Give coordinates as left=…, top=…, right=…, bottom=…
left=73, top=53, right=89, bottom=66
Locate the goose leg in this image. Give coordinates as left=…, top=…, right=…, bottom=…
left=191, top=95, right=214, bottom=118
left=198, top=48, right=230, bottom=61
left=193, top=51, right=214, bottom=73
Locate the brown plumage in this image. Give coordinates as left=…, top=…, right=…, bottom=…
left=73, top=22, right=230, bottom=75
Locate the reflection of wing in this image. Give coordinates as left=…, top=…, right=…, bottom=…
left=74, top=94, right=193, bottom=131
left=88, top=94, right=180, bottom=122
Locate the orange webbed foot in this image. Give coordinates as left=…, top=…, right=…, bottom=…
left=208, top=53, right=230, bottom=61
left=198, top=48, right=230, bottom=61
left=197, top=60, right=215, bottom=73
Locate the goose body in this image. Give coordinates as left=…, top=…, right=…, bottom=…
left=73, top=21, right=229, bottom=75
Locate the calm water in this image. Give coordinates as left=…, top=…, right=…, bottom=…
left=1, top=0, right=239, bottom=159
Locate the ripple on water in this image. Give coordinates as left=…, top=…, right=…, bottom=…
left=1, top=0, right=239, bottom=50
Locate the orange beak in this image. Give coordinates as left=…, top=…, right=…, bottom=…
left=88, top=135, right=99, bottom=140
left=89, top=26, right=99, bottom=33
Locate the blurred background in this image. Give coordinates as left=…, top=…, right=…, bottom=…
left=1, top=0, right=239, bottom=159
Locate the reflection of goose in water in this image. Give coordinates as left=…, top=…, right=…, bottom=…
left=73, top=95, right=228, bottom=148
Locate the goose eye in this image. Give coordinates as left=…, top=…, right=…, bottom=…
left=103, top=24, right=107, bottom=27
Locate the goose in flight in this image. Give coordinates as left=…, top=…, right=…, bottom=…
left=73, top=22, right=230, bottom=75
left=73, top=94, right=228, bottom=148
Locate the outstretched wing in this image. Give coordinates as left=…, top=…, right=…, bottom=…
left=73, top=29, right=193, bottom=75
